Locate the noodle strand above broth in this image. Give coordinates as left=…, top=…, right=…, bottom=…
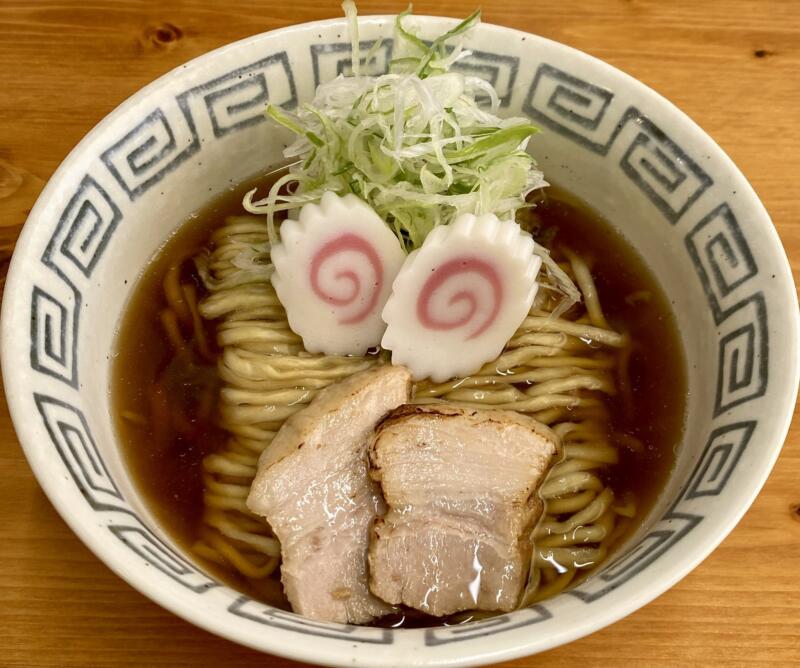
left=113, top=179, right=685, bottom=623
left=191, top=216, right=633, bottom=610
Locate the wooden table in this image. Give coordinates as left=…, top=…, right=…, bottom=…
left=1, top=1, right=798, bottom=665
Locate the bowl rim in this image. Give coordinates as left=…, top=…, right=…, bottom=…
left=3, top=13, right=798, bottom=668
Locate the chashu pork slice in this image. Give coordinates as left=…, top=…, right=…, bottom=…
left=368, top=404, right=559, bottom=617
left=247, top=364, right=411, bottom=624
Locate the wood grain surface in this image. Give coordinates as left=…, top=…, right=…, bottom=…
left=1, top=1, right=798, bottom=666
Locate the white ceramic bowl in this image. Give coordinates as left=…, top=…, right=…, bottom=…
left=2, top=14, right=797, bottom=668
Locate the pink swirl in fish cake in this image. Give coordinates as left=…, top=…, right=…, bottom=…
left=310, top=233, right=383, bottom=325
left=416, top=257, right=503, bottom=340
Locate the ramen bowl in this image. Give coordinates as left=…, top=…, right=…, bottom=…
left=2, top=14, right=797, bottom=668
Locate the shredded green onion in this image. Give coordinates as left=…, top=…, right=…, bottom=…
left=244, top=3, right=548, bottom=253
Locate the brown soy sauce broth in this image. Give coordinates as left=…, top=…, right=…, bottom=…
left=525, top=185, right=686, bottom=516
left=112, top=177, right=686, bottom=621
left=113, top=179, right=288, bottom=607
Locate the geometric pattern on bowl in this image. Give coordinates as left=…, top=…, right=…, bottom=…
left=6, top=15, right=795, bottom=667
